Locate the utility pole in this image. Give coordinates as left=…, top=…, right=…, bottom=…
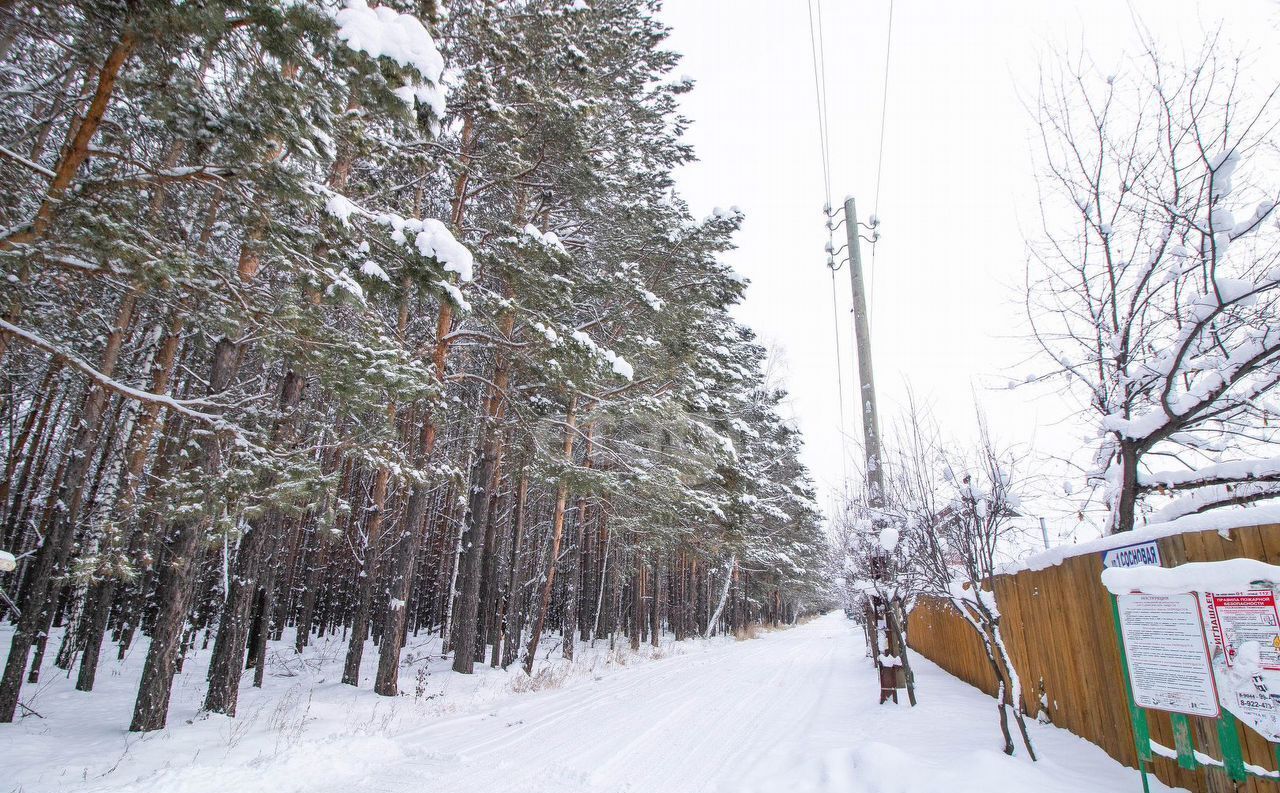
left=842, top=196, right=884, bottom=511
left=833, top=197, right=908, bottom=703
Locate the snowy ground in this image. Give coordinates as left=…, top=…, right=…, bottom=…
left=5, top=613, right=1180, bottom=793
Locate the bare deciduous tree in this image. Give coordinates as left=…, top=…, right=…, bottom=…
left=1028, top=37, right=1280, bottom=533
left=888, top=399, right=1037, bottom=759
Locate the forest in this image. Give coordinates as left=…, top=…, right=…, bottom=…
left=0, top=0, right=832, bottom=733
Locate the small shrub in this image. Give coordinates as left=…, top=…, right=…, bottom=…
left=734, top=623, right=761, bottom=641
left=511, top=664, right=571, bottom=693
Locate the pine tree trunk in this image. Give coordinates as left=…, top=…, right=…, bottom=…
left=450, top=295, right=516, bottom=673
left=129, top=519, right=203, bottom=732
left=476, top=471, right=507, bottom=663
left=370, top=271, right=440, bottom=691
left=373, top=481, right=430, bottom=695
left=341, top=464, right=390, bottom=686
left=2, top=368, right=62, bottom=549
left=523, top=400, right=578, bottom=674
left=207, top=367, right=305, bottom=712
left=0, top=288, right=138, bottom=721
left=116, top=411, right=189, bottom=661
left=450, top=429, right=504, bottom=674
left=630, top=557, right=643, bottom=652
left=250, top=569, right=277, bottom=688
left=488, top=476, right=519, bottom=668
left=499, top=469, right=529, bottom=669
left=77, top=314, right=184, bottom=691
left=0, top=363, right=60, bottom=519
left=588, top=510, right=612, bottom=644
left=650, top=557, right=661, bottom=647
left=562, top=426, right=594, bottom=657
left=74, top=579, right=115, bottom=691
left=129, top=335, right=237, bottom=732
left=440, top=466, right=469, bottom=649
left=294, top=526, right=329, bottom=654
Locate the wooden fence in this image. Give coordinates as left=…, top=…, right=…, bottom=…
left=907, top=522, right=1280, bottom=793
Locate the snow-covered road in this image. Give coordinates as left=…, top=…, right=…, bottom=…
left=374, top=613, right=852, bottom=793
left=8, top=613, right=1179, bottom=792
left=345, top=613, right=1173, bottom=793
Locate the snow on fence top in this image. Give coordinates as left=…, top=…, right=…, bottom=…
left=1004, top=504, right=1280, bottom=575
left=1102, top=558, right=1280, bottom=595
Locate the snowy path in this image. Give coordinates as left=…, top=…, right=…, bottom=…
left=372, top=616, right=846, bottom=793
left=338, top=613, right=1175, bottom=793
left=7, top=613, right=1180, bottom=792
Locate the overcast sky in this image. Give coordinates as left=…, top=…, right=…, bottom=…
left=660, top=0, right=1279, bottom=537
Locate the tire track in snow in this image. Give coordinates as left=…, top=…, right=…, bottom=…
left=395, top=642, right=732, bottom=762
left=360, top=617, right=857, bottom=793
left=595, top=628, right=833, bottom=792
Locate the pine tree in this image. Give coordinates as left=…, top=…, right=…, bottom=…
left=0, top=0, right=835, bottom=732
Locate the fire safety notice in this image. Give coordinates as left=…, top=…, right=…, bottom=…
left=1201, top=591, right=1280, bottom=670
left=1199, top=590, right=1280, bottom=741
left=1116, top=593, right=1220, bottom=717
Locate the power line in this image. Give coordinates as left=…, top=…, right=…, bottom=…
left=805, top=0, right=833, bottom=208
left=806, top=0, right=849, bottom=490
left=871, top=0, right=895, bottom=217
left=830, top=267, right=849, bottom=486
left=869, top=0, right=895, bottom=332
left=816, top=0, right=832, bottom=202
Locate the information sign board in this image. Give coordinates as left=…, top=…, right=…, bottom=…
left=1116, top=593, right=1219, bottom=717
